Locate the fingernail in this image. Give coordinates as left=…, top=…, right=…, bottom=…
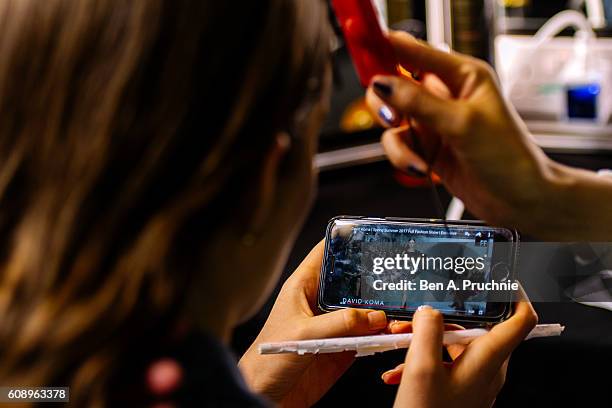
left=389, top=320, right=401, bottom=329
left=405, top=165, right=426, bottom=178
left=381, top=367, right=401, bottom=382
left=367, top=310, right=387, bottom=330
left=417, top=304, right=433, bottom=312
left=390, top=320, right=409, bottom=329
left=378, top=105, right=395, bottom=125
left=373, top=81, right=393, bottom=97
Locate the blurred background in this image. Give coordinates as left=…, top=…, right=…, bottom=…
left=234, top=1, right=612, bottom=406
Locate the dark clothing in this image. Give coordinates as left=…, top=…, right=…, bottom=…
left=160, top=332, right=270, bottom=408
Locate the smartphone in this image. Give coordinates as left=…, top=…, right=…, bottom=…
left=331, top=0, right=400, bottom=87
left=318, top=217, right=520, bottom=325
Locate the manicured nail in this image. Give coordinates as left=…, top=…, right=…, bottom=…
left=378, top=105, right=395, bottom=125
left=417, top=305, right=433, bottom=312
left=405, top=165, right=426, bottom=178
left=367, top=310, right=387, bottom=330
left=381, top=370, right=396, bottom=382
left=373, top=81, right=393, bottom=97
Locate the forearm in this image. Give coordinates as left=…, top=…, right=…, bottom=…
left=522, top=161, right=612, bottom=241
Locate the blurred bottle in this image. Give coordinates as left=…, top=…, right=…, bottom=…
left=337, top=0, right=426, bottom=135
left=452, top=0, right=494, bottom=61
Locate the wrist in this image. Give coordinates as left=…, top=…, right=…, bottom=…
left=519, top=160, right=579, bottom=239
left=539, top=161, right=612, bottom=240
left=486, top=153, right=554, bottom=234
left=238, top=349, right=278, bottom=400
left=494, top=156, right=566, bottom=238
left=238, top=351, right=258, bottom=391
left=238, top=353, right=286, bottom=405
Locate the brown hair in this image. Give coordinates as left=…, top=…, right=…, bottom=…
left=0, top=0, right=330, bottom=405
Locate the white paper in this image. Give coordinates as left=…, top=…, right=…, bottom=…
left=259, top=324, right=564, bottom=357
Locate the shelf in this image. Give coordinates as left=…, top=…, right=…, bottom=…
left=315, top=128, right=612, bottom=172
left=528, top=121, right=612, bottom=153
left=315, top=142, right=385, bottom=171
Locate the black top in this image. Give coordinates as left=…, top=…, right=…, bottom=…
left=174, top=333, right=270, bottom=407
left=125, top=331, right=271, bottom=408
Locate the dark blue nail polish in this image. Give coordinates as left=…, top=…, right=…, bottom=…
left=373, top=81, right=392, bottom=97
left=405, top=165, right=426, bottom=178
left=378, top=105, right=394, bottom=125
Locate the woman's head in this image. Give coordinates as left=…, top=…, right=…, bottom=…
left=0, top=0, right=331, bottom=404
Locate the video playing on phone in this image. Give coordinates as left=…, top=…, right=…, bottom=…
left=318, top=217, right=519, bottom=323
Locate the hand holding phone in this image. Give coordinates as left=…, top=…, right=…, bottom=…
left=318, top=217, right=520, bottom=325
left=390, top=299, right=537, bottom=407
left=240, top=241, right=388, bottom=407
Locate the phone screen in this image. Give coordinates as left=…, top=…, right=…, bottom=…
left=318, top=217, right=518, bottom=323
